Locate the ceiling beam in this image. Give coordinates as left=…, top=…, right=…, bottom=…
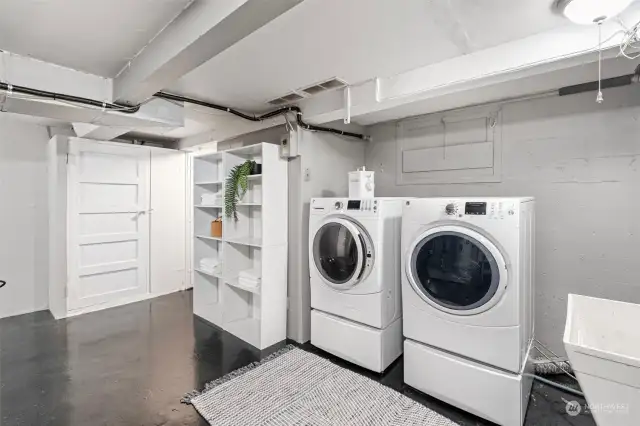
left=0, top=52, right=184, bottom=129
left=113, top=0, right=303, bottom=104
left=298, top=8, right=640, bottom=126
left=72, top=123, right=133, bottom=140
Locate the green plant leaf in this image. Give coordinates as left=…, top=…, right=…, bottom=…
left=224, top=159, right=256, bottom=221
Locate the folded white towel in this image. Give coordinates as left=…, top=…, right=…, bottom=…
left=200, top=257, right=218, bottom=266
left=239, top=268, right=261, bottom=282
left=239, top=276, right=260, bottom=289
left=200, top=258, right=219, bottom=272
left=201, top=193, right=222, bottom=205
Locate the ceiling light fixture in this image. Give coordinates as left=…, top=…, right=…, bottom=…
left=557, top=0, right=635, bottom=103
left=557, top=0, right=634, bottom=25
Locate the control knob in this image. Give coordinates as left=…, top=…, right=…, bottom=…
left=445, top=203, right=457, bottom=215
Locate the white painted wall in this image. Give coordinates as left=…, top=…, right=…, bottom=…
left=288, top=130, right=367, bottom=342
left=150, top=148, right=188, bottom=296
left=366, top=85, right=640, bottom=354
left=0, top=115, right=51, bottom=318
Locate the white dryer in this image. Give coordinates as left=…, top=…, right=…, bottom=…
left=309, top=197, right=404, bottom=372
left=402, top=197, right=535, bottom=426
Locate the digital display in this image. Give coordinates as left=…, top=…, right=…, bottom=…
left=465, top=202, right=487, bottom=215
left=347, top=200, right=361, bottom=210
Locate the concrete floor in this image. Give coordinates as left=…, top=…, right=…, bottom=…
left=0, top=291, right=595, bottom=426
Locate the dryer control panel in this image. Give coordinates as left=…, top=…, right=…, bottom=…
left=345, top=199, right=377, bottom=212
left=310, top=197, right=386, bottom=217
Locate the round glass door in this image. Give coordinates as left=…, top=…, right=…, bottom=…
left=409, top=230, right=501, bottom=312
left=313, top=221, right=365, bottom=286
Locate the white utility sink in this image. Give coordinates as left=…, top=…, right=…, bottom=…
left=564, top=294, right=640, bottom=426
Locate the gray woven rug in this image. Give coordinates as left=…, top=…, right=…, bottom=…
left=183, top=345, right=458, bottom=426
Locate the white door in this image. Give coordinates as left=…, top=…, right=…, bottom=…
left=68, top=140, right=150, bottom=310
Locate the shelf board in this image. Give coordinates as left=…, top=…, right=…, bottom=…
left=225, top=237, right=262, bottom=248
left=195, top=180, right=222, bottom=185
left=195, top=268, right=223, bottom=279
left=225, top=144, right=262, bottom=156
left=247, top=174, right=262, bottom=180
left=226, top=277, right=261, bottom=295
left=197, top=152, right=223, bottom=161
left=225, top=317, right=260, bottom=346
left=237, top=202, right=261, bottom=206
left=195, top=204, right=222, bottom=209
left=196, top=235, right=222, bottom=242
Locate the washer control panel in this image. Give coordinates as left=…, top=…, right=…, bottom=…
left=443, top=200, right=516, bottom=220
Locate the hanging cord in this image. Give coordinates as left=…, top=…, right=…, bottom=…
left=596, top=21, right=604, bottom=103
left=619, top=18, right=640, bottom=60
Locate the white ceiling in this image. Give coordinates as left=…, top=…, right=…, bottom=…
left=0, top=0, right=191, bottom=77
left=1, top=0, right=634, bottom=142
left=169, top=0, right=567, bottom=112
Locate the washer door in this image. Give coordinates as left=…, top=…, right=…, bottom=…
left=312, top=218, right=372, bottom=289
left=406, top=225, right=508, bottom=315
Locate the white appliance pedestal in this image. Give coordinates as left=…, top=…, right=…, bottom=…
left=404, top=339, right=534, bottom=426
left=311, top=309, right=402, bottom=373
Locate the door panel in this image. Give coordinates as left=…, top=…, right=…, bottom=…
left=410, top=232, right=498, bottom=310
left=314, top=222, right=361, bottom=284
left=68, top=140, right=150, bottom=310
left=312, top=218, right=370, bottom=289
left=406, top=225, right=507, bottom=316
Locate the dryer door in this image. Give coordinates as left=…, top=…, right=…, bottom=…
left=406, top=225, right=508, bottom=315
left=312, top=218, right=373, bottom=290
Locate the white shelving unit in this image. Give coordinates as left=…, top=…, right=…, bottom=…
left=190, top=143, right=288, bottom=350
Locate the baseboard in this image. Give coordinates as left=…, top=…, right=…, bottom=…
left=64, top=289, right=183, bottom=318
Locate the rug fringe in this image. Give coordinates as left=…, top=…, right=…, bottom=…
left=181, top=344, right=297, bottom=405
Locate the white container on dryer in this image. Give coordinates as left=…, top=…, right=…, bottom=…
left=402, top=197, right=535, bottom=426
left=309, top=197, right=404, bottom=372
left=348, top=167, right=375, bottom=199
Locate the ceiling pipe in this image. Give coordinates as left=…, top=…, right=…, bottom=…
left=558, top=64, right=640, bottom=96
left=0, top=81, right=140, bottom=113
left=1, top=65, right=638, bottom=136
left=0, top=80, right=369, bottom=140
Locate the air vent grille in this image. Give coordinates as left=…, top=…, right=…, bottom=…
left=301, top=85, right=326, bottom=95
left=319, top=78, right=346, bottom=90
left=266, top=78, right=348, bottom=106
left=280, top=93, right=305, bottom=102
left=267, top=98, right=288, bottom=106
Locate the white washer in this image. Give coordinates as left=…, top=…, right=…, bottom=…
left=309, top=197, right=404, bottom=372
left=402, top=197, right=535, bottom=426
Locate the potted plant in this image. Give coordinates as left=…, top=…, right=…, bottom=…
left=225, top=160, right=256, bottom=221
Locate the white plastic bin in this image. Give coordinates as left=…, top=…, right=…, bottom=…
left=564, top=294, right=640, bottom=426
